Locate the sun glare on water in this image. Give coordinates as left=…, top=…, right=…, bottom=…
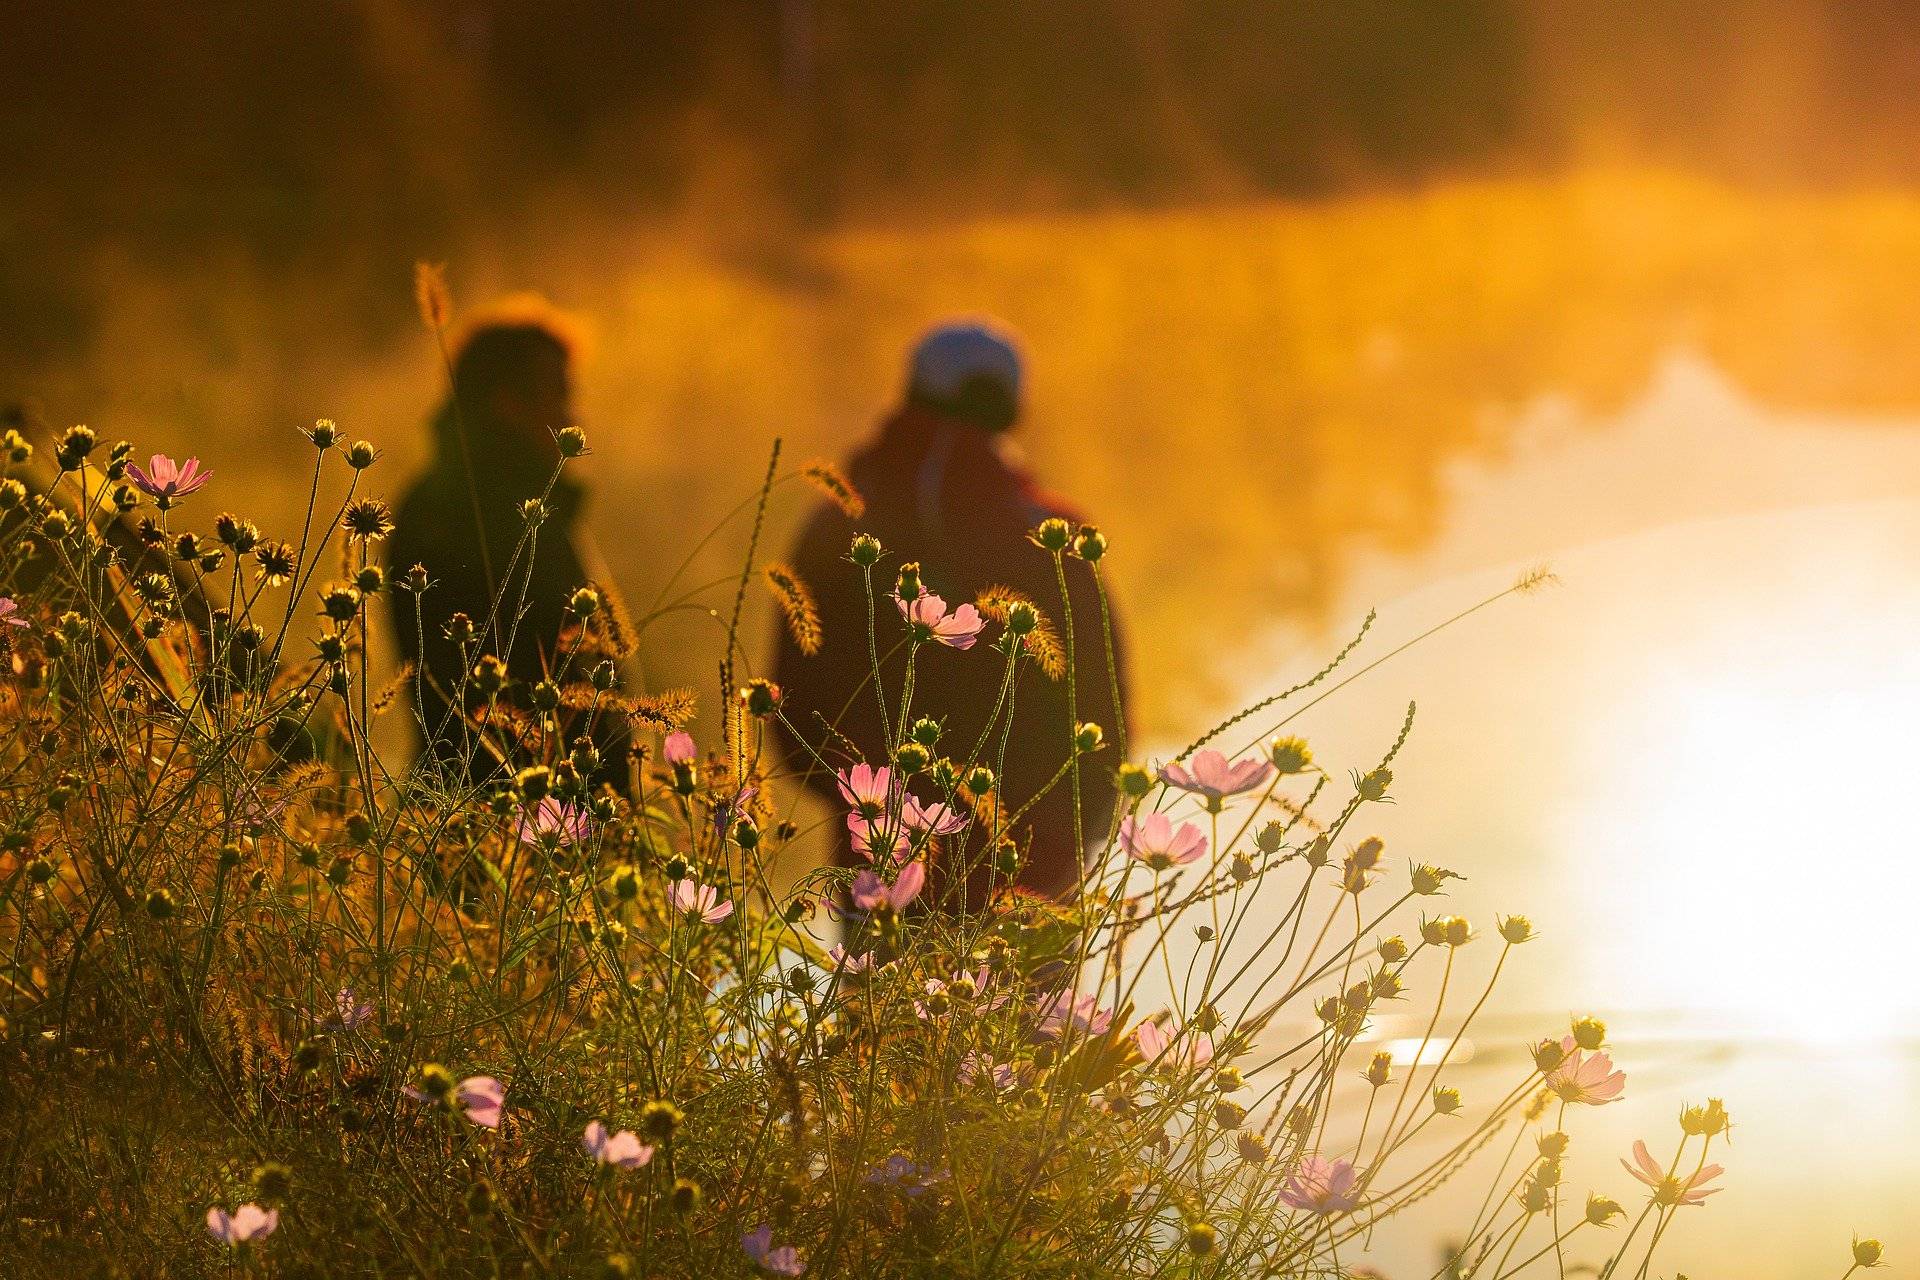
left=1577, top=618, right=1920, bottom=1047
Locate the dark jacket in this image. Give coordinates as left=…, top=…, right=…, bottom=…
left=772, top=405, right=1131, bottom=905
left=387, top=403, right=628, bottom=786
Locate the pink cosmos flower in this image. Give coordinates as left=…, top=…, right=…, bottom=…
left=515, top=797, right=590, bottom=848
left=1546, top=1036, right=1626, bottom=1106
left=836, top=763, right=892, bottom=816
left=958, top=1051, right=1018, bottom=1091
left=865, top=1154, right=950, bottom=1196
left=896, top=592, right=984, bottom=649
left=403, top=1074, right=505, bottom=1128
left=1133, top=1018, right=1216, bottom=1070
left=742, top=1224, right=806, bottom=1275
left=1621, top=1139, right=1723, bottom=1206
left=668, top=879, right=735, bottom=923
left=453, top=1076, right=505, bottom=1128
left=126, top=454, right=210, bottom=508
left=826, top=943, right=874, bottom=974
left=1157, top=749, right=1276, bottom=804
left=905, top=794, right=968, bottom=835
left=1033, top=989, right=1114, bottom=1040
left=0, top=598, right=27, bottom=630
left=847, top=814, right=908, bottom=862
left=206, top=1203, right=278, bottom=1245
left=849, top=860, right=925, bottom=913
left=1119, top=813, right=1209, bottom=870
left=663, top=731, right=697, bottom=765
left=1279, top=1156, right=1363, bottom=1216
left=330, top=987, right=373, bottom=1032
left=582, top=1120, right=654, bottom=1170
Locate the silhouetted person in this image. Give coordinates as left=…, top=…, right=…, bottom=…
left=388, top=309, right=629, bottom=788
left=773, top=320, right=1131, bottom=906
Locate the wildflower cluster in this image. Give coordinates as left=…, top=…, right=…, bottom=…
left=0, top=409, right=1878, bottom=1279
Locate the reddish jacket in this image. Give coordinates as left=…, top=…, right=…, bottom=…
left=772, top=405, right=1131, bottom=905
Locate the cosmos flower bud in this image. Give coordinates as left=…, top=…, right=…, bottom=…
left=1236, top=1132, right=1269, bottom=1164
left=1302, top=836, right=1331, bottom=868
left=1585, top=1193, right=1625, bottom=1226
left=145, top=888, right=175, bottom=919
left=1499, top=915, right=1535, bottom=944
left=1410, top=863, right=1459, bottom=895
left=894, top=742, right=929, bottom=774
left=293, top=1038, right=326, bottom=1072
left=1519, top=1178, right=1553, bottom=1214
left=319, top=583, right=362, bottom=623
left=1191, top=1004, right=1223, bottom=1033
left=1678, top=1097, right=1729, bottom=1137
left=1379, top=935, right=1409, bottom=963
left=519, top=498, right=547, bottom=524
left=909, top=716, right=942, bottom=747
left=314, top=633, right=347, bottom=665
left=1070, top=524, right=1107, bottom=562
left=1211, top=1100, right=1247, bottom=1130
left=0, top=478, right=23, bottom=511
left=993, top=842, right=1021, bottom=877
left=570, top=586, right=601, bottom=618
left=1316, top=997, right=1343, bottom=1024
left=1268, top=735, right=1313, bottom=774
left=250, top=1162, right=293, bottom=1204
left=1195, top=925, right=1215, bottom=942
left=1029, top=517, right=1072, bottom=552
left=1443, top=917, right=1474, bottom=947
left=1250, top=820, right=1284, bottom=855
left=414, top=1062, right=456, bottom=1100
left=304, top=419, right=341, bottom=448
left=26, top=857, right=56, bottom=885
left=1364, top=1051, right=1392, bottom=1087
left=344, top=440, right=378, bottom=470
left=894, top=562, right=921, bottom=600
left=638, top=1100, right=682, bottom=1143
left=355, top=565, right=384, bottom=595
left=1432, top=1085, right=1463, bottom=1115
left=1230, top=852, right=1255, bottom=882
left=1005, top=600, right=1039, bottom=636
left=1285, top=1104, right=1313, bottom=1134
left=556, top=425, right=587, bottom=458
left=668, top=1177, right=701, bottom=1214
left=1184, top=1223, right=1216, bottom=1256
left=402, top=563, right=430, bottom=593
left=965, top=764, right=996, bottom=794
left=1532, top=1039, right=1569, bottom=1073
left=1853, top=1238, right=1884, bottom=1267
left=1074, top=722, right=1104, bottom=753
left=1355, top=766, right=1392, bottom=801
left=471, top=655, right=508, bottom=695
left=1115, top=763, right=1151, bottom=797
left=56, top=425, right=97, bottom=470
left=1420, top=917, right=1448, bottom=947
left=516, top=766, right=553, bottom=804
left=1570, top=1016, right=1606, bottom=1050
left=732, top=817, right=759, bottom=850
left=740, top=679, right=782, bottom=718
left=1213, top=1067, right=1245, bottom=1092
left=664, top=855, right=690, bottom=882
left=849, top=534, right=882, bottom=566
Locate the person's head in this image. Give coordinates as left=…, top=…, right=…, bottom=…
left=903, top=320, right=1024, bottom=433
left=450, top=308, right=578, bottom=460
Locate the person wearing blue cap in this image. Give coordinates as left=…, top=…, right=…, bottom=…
left=773, top=318, right=1132, bottom=909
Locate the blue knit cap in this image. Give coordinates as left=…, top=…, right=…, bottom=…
left=906, top=319, right=1023, bottom=404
